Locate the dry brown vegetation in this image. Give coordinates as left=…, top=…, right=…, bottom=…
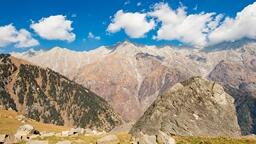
left=0, top=109, right=69, bottom=134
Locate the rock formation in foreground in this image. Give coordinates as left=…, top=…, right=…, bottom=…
left=0, top=54, right=122, bottom=131
left=130, top=77, right=241, bottom=136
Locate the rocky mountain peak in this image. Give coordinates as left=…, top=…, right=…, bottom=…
left=119, top=40, right=135, bottom=46
left=111, top=40, right=140, bottom=55
left=130, top=77, right=241, bottom=136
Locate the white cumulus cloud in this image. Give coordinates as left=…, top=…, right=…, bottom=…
left=87, top=32, right=101, bottom=40
left=108, top=1, right=256, bottom=47
left=208, top=1, right=256, bottom=45
left=31, top=15, right=76, bottom=42
left=0, top=24, right=39, bottom=48
left=107, top=10, right=155, bottom=38
left=149, top=3, right=216, bottom=47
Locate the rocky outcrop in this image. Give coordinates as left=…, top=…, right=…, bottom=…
left=0, top=134, right=8, bottom=143
left=130, top=77, right=241, bottom=136
left=0, top=54, right=122, bottom=131
left=156, top=131, right=176, bottom=144
left=132, top=131, right=176, bottom=144
left=15, top=124, right=39, bottom=141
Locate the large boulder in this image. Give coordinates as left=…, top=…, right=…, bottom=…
left=133, top=133, right=157, bottom=144
left=0, top=134, right=16, bottom=143
left=132, top=131, right=176, bottom=144
left=15, top=124, right=39, bottom=141
left=156, top=131, right=176, bottom=144
left=0, top=134, right=8, bottom=143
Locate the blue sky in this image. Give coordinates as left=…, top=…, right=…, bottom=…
left=0, top=0, right=255, bottom=52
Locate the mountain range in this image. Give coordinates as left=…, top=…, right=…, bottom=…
left=12, top=41, right=256, bottom=125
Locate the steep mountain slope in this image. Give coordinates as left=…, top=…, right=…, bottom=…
left=130, top=77, right=241, bottom=136
left=12, top=41, right=256, bottom=122
left=0, top=54, right=122, bottom=131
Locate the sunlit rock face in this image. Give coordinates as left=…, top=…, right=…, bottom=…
left=130, top=77, right=241, bottom=137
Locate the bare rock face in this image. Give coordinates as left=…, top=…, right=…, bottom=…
left=0, top=54, right=122, bottom=131
left=208, top=60, right=256, bottom=88
left=130, top=77, right=241, bottom=136
left=137, top=66, right=188, bottom=111
left=74, top=54, right=142, bottom=121
left=73, top=43, right=191, bottom=121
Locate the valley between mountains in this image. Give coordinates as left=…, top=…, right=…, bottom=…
left=1, top=40, right=256, bottom=143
